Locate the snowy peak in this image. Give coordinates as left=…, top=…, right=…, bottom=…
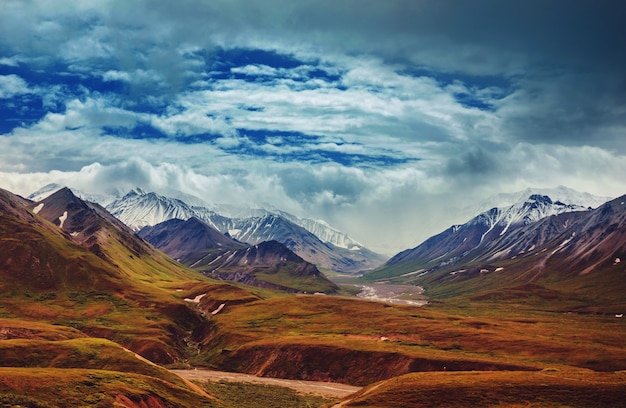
left=468, top=186, right=611, bottom=217
left=106, top=189, right=202, bottom=231
left=27, top=183, right=63, bottom=202
left=279, top=213, right=362, bottom=250
left=474, top=193, right=590, bottom=235
left=371, top=193, right=626, bottom=308
left=384, top=191, right=599, bottom=270
left=204, top=203, right=363, bottom=250
left=27, top=184, right=121, bottom=207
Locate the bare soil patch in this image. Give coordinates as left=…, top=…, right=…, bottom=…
left=171, top=368, right=361, bottom=398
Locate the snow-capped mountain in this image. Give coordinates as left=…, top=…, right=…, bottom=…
left=99, top=188, right=385, bottom=272
left=466, top=185, right=611, bottom=218
left=105, top=188, right=230, bottom=231
left=203, top=204, right=363, bottom=250
left=27, top=183, right=122, bottom=207
left=106, top=188, right=197, bottom=230
left=378, top=192, right=599, bottom=277
left=27, top=183, right=64, bottom=202
left=471, top=194, right=589, bottom=242
left=370, top=193, right=626, bottom=307
left=278, top=213, right=362, bottom=250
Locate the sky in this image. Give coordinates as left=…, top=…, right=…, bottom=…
left=1, top=0, right=625, bottom=255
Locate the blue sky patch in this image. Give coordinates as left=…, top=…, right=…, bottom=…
left=0, top=94, right=47, bottom=133
left=209, top=48, right=304, bottom=70
left=237, top=129, right=321, bottom=145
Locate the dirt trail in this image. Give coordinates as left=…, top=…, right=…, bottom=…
left=170, top=369, right=362, bottom=398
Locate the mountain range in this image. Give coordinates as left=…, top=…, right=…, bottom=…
left=138, top=217, right=339, bottom=294
left=368, top=191, right=625, bottom=309
left=28, top=184, right=387, bottom=273
left=382, top=194, right=591, bottom=270
left=0, top=187, right=227, bottom=387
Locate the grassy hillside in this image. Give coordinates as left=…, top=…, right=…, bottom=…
left=0, top=188, right=268, bottom=365
left=335, top=368, right=626, bottom=407
left=192, top=294, right=626, bottom=385
left=0, top=189, right=261, bottom=404
left=0, top=323, right=217, bottom=407
left=0, top=368, right=216, bottom=408
left=2, top=187, right=625, bottom=406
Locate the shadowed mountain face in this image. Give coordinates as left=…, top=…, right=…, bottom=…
left=137, top=217, right=246, bottom=262
left=368, top=194, right=626, bottom=308
left=0, top=189, right=119, bottom=292
left=139, top=218, right=339, bottom=294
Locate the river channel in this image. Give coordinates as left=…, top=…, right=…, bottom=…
left=355, top=282, right=428, bottom=306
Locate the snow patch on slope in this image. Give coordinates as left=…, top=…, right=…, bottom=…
left=58, top=211, right=68, bottom=229
left=32, top=203, right=44, bottom=214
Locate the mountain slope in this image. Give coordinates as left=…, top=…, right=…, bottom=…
left=107, top=187, right=230, bottom=231
left=137, top=217, right=246, bottom=263
left=205, top=240, right=338, bottom=293
left=2, top=187, right=259, bottom=364
left=139, top=218, right=339, bottom=294
left=0, top=187, right=239, bottom=405
left=374, top=194, right=590, bottom=278
left=367, top=193, right=626, bottom=309
left=465, top=185, right=610, bottom=218
left=225, top=213, right=386, bottom=273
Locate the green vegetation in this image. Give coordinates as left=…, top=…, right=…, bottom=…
left=189, top=294, right=626, bottom=385
left=1, top=189, right=624, bottom=407
left=0, top=368, right=217, bottom=408
left=199, top=381, right=331, bottom=408
left=254, top=262, right=338, bottom=293
left=336, top=369, right=626, bottom=407
left=366, top=249, right=626, bottom=314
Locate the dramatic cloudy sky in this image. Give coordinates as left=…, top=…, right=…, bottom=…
left=1, top=0, right=625, bottom=254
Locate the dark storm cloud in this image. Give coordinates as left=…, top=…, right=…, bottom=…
left=445, top=147, right=498, bottom=176
left=279, top=166, right=370, bottom=205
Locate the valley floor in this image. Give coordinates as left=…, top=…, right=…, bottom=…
left=355, top=282, right=428, bottom=305
left=171, top=369, right=361, bottom=398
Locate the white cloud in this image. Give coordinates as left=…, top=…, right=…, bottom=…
left=0, top=0, right=625, bottom=255
left=0, top=56, right=25, bottom=67
left=0, top=75, right=30, bottom=98
left=231, top=64, right=279, bottom=77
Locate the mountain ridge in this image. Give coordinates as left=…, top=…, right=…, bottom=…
left=367, top=192, right=626, bottom=309
left=103, top=188, right=386, bottom=273
left=138, top=217, right=339, bottom=293
left=382, top=193, right=593, bottom=271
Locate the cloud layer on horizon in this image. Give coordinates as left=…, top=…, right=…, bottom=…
left=1, top=0, right=625, bottom=254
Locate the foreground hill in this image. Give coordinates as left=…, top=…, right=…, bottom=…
left=367, top=193, right=626, bottom=310
left=139, top=217, right=339, bottom=293
left=0, top=187, right=237, bottom=405
left=335, top=369, right=626, bottom=407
